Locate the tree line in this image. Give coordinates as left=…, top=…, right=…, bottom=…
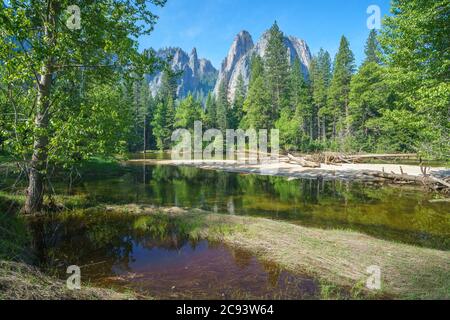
left=0, top=0, right=448, bottom=214
left=145, top=1, right=448, bottom=158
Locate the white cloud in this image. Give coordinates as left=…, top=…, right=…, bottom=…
left=181, top=26, right=203, bottom=39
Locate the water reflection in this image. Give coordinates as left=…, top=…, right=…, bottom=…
left=60, top=164, right=449, bottom=250
left=30, top=212, right=319, bottom=299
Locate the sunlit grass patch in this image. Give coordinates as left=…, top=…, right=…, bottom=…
left=0, top=261, right=137, bottom=300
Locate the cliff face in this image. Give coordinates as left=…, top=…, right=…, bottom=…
left=147, top=28, right=311, bottom=102
left=214, top=30, right=312, bottom=101
left=147, top=47, right=218, bottom=99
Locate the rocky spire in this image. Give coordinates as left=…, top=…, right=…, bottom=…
left=189, top=47, right=199, bottom=76
left=214, top=29, right=312, bottom=101
left=147, top=47, right=218, bottom=99
left=214, top=30, right=254, bottom=99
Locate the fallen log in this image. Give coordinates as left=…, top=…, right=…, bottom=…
left=429, top=177, right=450, bottom=189
left=362, top=171, right=450, bottom=192
left=287, top=154, right=321, bottom=168
left=429, top=198, right=450, bottom=203
left=345, top=153, right=417, bottom=160
left=344, top=154, right=417, bottom=164
left=366, top=171, right=431, bottom=183
left=305, top=153, right=418, bottom=164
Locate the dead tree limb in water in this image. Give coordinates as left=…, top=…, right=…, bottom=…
left=362, top=171, right=450, bottom=193
left=429, top=177, right=450, bottom=189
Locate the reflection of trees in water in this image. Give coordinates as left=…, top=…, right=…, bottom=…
left=147, top=166, right=243, bottom=211
left=46, top=164, right=450, bottom=250
left=138, top=233, right=196, bottom=252
left=30, top=214, right=136, bottom=277
left=29, top=212, right=207, bottom=280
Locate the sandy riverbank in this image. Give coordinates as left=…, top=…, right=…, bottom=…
left=128, top=159, right=450, bottom=181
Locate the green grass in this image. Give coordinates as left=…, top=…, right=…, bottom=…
left=0, top=187, right=107, bottom=213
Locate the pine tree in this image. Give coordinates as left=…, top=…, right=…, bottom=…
left=264, top=22, right=291, bottom=124
left=146, top=93, right=157, bottom=150
left=349, top=65, right=391, bottom=150
left=175, top=94, right=203, bottom=129
left=138, top=78, right=152, bottom=152
left=230, top=74, right=246, bottom=129
left=310, top=49, right=332, bottom=141
left=364, top=30, right=382, bottom=65
left=290, top=58, right=312, bottom=138
left=327, top=36, right=355, bottom=142
left=151, top=95, right=175, bottom=151
left=276, top=58, right=313, bottom=150
left=243, top=57, right=272, bottom=130
left=348, top=31, right=390, bottom=151
left=151, top=68, right=177, bottom=150
left=204, top=92, right=217, bottom=129
left=216, top=80, right=229, bottom=131
left=160, top=67, right=178, bottom=103
left=249, top=54, right=265, bottom=84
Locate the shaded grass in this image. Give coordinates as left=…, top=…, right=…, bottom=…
left=0, top=190, right=99, bottom=213
left=75, top=157, right=127, bottom=176
left=0, top=212, right=30, bottom=262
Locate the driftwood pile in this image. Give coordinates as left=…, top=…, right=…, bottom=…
left=286, top=152, right=418, bottom=167
left=287, top=154, right=321, bottom=168
left=303, top=152, right=418, bottom=165
left=285, top=153, right=449, bottom=194
left=362, top=166, right=450, bottom=194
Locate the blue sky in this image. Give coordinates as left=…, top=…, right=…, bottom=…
left=140, top=0, right=392, bottom=68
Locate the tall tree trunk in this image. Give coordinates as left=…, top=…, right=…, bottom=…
left=317, top=115, right=321, bottom=141
left=24, top=5, right=56, bottom=214
left=332, top=115, right=336, bottom=140
left=143, top=114, right=147, bottom=153
left=24, top=68, right=52, bottom=214
left=345, top=99, right=350, bottom=137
